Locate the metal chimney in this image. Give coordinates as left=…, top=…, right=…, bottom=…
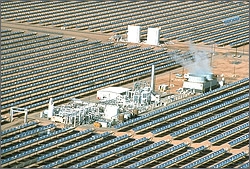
left=48, top=98, right=54, bottom=119
left=151, top=65, right=155, bottom=92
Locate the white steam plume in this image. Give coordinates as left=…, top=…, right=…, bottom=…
left=175, top=41, right=212, bottom=75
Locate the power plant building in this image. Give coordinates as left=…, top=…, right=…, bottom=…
left=183, top=73, right=220, bottom=93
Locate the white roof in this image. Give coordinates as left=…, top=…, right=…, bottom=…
left=98, top=87, right=131, bottom=94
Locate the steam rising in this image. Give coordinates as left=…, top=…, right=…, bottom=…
left=176, top=41, right=212, bottom=75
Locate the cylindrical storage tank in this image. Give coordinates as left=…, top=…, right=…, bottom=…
left=98, top=121, right=107, bottom=128
left=133, top=109, right=138, bottom=116
left=94, top=122, right=101, bottom=128
left=118, top=113, right=124, bottom=122
left=104, top=105, right=119, bottom=120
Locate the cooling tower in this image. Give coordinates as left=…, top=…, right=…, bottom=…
left=183, top=73, right=220, bottom=93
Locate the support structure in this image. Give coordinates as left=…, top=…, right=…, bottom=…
left=10, top=107, right=28, bottom=123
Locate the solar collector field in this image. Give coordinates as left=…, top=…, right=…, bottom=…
left=1, top=1, right=249, bottom=168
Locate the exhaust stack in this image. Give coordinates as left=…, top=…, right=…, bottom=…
left=48, top=98, right=54, bottom=118
left=151, top=65, right=155, bottom=92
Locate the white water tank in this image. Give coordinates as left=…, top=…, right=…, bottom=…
left=146, top=27, right=160, bottom=46
left=127, top=25, right=141, bottom=43
left=104, top=105, right=119, bottom=120
left=98, top=121, right=108, bottom=128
